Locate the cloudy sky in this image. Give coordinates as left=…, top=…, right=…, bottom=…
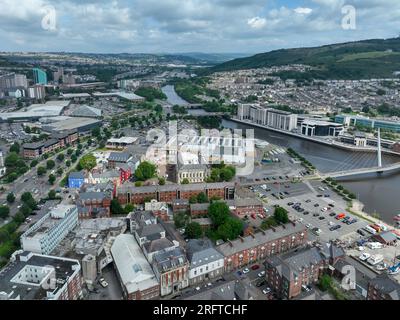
left=0, top=0, right=399, bottom=54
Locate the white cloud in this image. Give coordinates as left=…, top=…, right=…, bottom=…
left=294, top=7, right=313, bottom=15
left=247, top=16, right=267, bottom=29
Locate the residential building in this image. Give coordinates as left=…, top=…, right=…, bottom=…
left=152, top=247, right=189, bottom=297
left=76, top=191, right=111, bottom=219
left=128, top=210, right=157, bottom=233
left=171, top=199, right=190, bottom=213
left=190, top=203, right=210, bottom=217
left=142, top=238, right=178, bottom=263
left=116, top=182, right=235, bottom=205
left=229, top=198, right=264, bottom=217
left=145, top=199, right=169, bottom=221
left=0, top=251, right=82, bottom=300
left=20, top=205, right=78, bottom=255
left=367, top=274, right=400, bottom=300
left=264, top=243, right=345, bottom=299
left=216, top=223, right=307, bottom=272
left=238, top=104, right=298, bottom=131
left=186, top=239, right=225, bottom=285
left=0, top=73, right=28, bottom=90
left=184, top=280, right=253, bottom=300
left=107, top=152, right=132, bottom=169
left=134, top=223, right=166, bottom=247
left=28, top=85, right=46, bottom=100
left=111, top=234, right=159, bottom=300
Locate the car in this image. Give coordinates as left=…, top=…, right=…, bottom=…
left=251, top=264, right=260, bottom=270
left=314, top=204, right=320, bottom=207
left=262, top=288, right=271, bottom=295
left=305, top=224, right=312, bottom=229
left=329, top=212, right=336, bottom=217
left=357, top=229, right=366, bottom=236
left=328, top=221, right=335, bottom=226
left=242, top=268, right=250, bottom=274
left=328, top=204, right=335, bottom=208
left=287, top=202, right=294, bottom=206
left=258, top=271, right=266, bottom=278
left=319, top=216, right=326, bottom=221
left=256, top=279, right=266, bottom=287
left=207, top=282, right=212, bottom=287
left=303, top=211, right=310, bottom=216
left=313, top=213, right=320, bottom=217
left=195, top=287, right=201, bottom=291
left=99, top=278, right=108, bottom=288
left=359, top=253, right=371, bottom=261
left=251, top=214, right=256, bottom=220
left=237, top=271, right=243, bottom=276
left=305, top=199, right=312, bottom=203
left=317, top=194, right=323, bottom=198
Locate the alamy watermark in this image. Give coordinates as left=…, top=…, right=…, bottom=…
left=41, top=5, right=57, bottom=32
left=342, top=5, right=357, bottom=30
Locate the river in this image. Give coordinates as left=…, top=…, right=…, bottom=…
left=161, top=85, right=190, bottom=106
left=221, top=118, right=400, bottom=223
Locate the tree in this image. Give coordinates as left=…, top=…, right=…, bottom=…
left=0, top=229, right=10, bottom=242
left=57, top=168, right=64, bottom=176
left=110, top=199, right=125, bottom=215
left=48, top=190, right=57, bottom=200
left=71, top=154, right=77, bottom=163
left=208, top=202, right=230, bottom=226
left=66, top=160, right=71, bottom=167
left=135, top=161, right=156, bottom=181
left=46, top=160, right=55, bottom=170
left=158, top=177, right=166, bottom=185
left=37, top=166, right=46, bottom=176
left=30, top=159, right=39, bottom=168
left=197, top=192, right=208, bottom=203
left=189, top=195, right=197, bottom=204
left=91, top=127, right=101, bottom=138
left=67, top=148, right=74, bottom=155
left=6, top=193, right=15, bottom=204
left=9, top=142, right=20, bottom=154
left=174, top=212, right=189, bottom=229
left=181, top=178, right=190, bottom=185
left=135, top=181, right=143, bottom=187
left=57, top=153, right=65, bottom=162
left=79, top=154, right=97, bottom=171
left=48, top=174, right=56, bottom=185
left=274, top=206, right=289, bottom=224
left=185, top=222, right=203, bottom=239
left=217, top=217, right=243, bottom=241
left=5, top=152, right=19, bottom=168
left=21, top=192, right=37, bottom=210
left=20, top=204, right=32, bottom=217
left=21, top=192, right=34, bottom=203
left=0, top=205, right=10, bottom=219
left=124, top=203, right=135, bottom=214
left=319, top=275, right=333, bottom=292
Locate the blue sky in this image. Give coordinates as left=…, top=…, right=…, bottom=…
left=0, top=0, right=399, bottom=54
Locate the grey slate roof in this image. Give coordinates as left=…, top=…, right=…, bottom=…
left=368, top=274, right=400, bottom=300
left=108, top=152, right=131, bottom=163
left=69, top=171, right=85, bottom=179
left=153, top=247, right=188, bottom=272
left=143, top=238, right=174, bottom=254
left=186, top=239, right=224, bottom=268
left=136, top=223, right=165, bottom=238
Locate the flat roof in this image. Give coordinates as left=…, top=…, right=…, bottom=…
left=43, top=117, right=101, bottom=132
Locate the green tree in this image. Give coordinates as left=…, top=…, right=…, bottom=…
left=174, top=212, right=189, bottom=229
left=48, top=190, right=57, bottom=200
left=0, top=205, right=10, bottom=219
left=57, top=153, right=65, bottom=162
left=208, top=202, right=230, bottom=226
left=46, top=160, right=56, bottom=170
left=189, top=195, right=197, bottom=204
left=48, top=174, right=56, bottom=185
left=319, top=275, right=333, bottom=292
left=30, top=159, right=39, bottom=168
left=5, top=152, right=19, bottom=168
left=158, top=177, right=166, bottom=185
left=79, top=154, right=97, bottom=171
left=185, top=222, right=203, bottom=239
left=37, top=166, right=46, bottom=176
left=135, top=181, right=143, bottom=187
left=181, top=178, right=190, bottom=185
left=66, top=160, right=71, bottom=167
left=9, top=142, right=20, bottom=154
left=217, top=217, right=243, bottom=241
left=197, top=192, right=208, bottom=203
left=110, top=199, right=125, bottom=215
left=6, top=193, right=15, bottom=204
left=124, top=203, right=135, bottom=214
left=57, top=168, right=64, bottom=176
left=135, top=161, right=156, bottom=181
left=274, top=206, right=289, bottom=224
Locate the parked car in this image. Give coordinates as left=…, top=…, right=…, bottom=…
left=251, top=264, right=260, bottom=270
left=258, top=271, right=266, bottom=278
left=242, top=268, right=250, bottom=274
left=262, top=287, right=271, bottom=295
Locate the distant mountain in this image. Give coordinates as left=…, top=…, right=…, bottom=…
left=174, top=52, right=252, bottom=64
left=210, top=38, right=400, bottom=79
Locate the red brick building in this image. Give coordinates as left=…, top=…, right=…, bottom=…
left=117, top=182, right=235, bottom=205
left=228, top=198, right=264, bottom=217
left=216, top=223, right=307, bottom=272
left=190, top=203, right=210, bottom=217
left=367, top=274, right=400, bottom=300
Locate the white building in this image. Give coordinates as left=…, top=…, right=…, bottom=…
left=238, top=103, right=298, bottom=131
left=111, top=234, right=159, bottom=300
left=21, top=205, right=78, bottom=255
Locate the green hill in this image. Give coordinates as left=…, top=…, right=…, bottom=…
left=209, top=38, right=400, bottom=79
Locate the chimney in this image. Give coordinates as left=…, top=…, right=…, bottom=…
left=239, top=236, right=244, bottom=243
left=228, top=240, right=233, bottom=247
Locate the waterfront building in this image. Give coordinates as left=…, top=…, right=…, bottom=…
left=238, top=104, right=298, bottom=131
left=300, top=119, right=344, bottom=137
left=335, top=114, right=400, bottom=133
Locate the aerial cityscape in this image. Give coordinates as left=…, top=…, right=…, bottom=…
left=1, top=0, right=400, bottom=307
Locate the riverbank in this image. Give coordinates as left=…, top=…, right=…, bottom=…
left=229, top=117, right=400, bottom=156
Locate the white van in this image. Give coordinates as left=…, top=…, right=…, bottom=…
left=367, top=254, right=384, bottom=266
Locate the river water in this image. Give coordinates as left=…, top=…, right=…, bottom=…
left=221, top=118, right=400, bottom=223
left=162, top=85, right=190, bottom=106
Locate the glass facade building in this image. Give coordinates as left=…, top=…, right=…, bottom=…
left=335, top=115, right=400, bottom=133
left=32, top=68, right=48, bottom=85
